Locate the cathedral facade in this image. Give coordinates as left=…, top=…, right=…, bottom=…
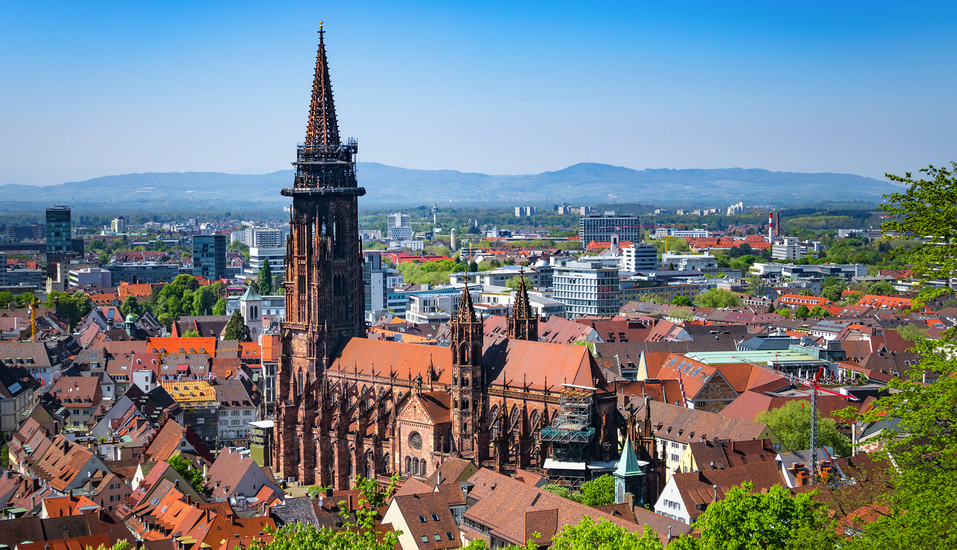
left=273, top=29, right=623, bottom=490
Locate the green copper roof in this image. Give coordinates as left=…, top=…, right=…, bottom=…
left=615, top=435, right=644, bottom=477
left=240, top=284, right=262, bottom=302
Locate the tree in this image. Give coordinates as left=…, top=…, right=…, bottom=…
left=894, top=323, right=927, bottom=341
left=808, top=305, right=831, bottom=319
left=506, top=275, right=532, bottom=291
left=798, top=288, right=814, bottom=296
left=542, top=484, right=582, bottom=503
left=866, top=280, right=898, bottom=296
left=837, top=333, right=957, bottom=549
left=120, top=296, right=141, bottom=318
left=250, top=474, right=400, bottom=550
left=578, top=474, right=615, bottom=506
left=167, top=453, right=204, bottom=492
left=468, top=260, right=479, bottom=273
left=0, top=291, right=14, bottom=309
left=693, top=288, right=742, bottom=308
left=673, top=483, right=838, bottom=550
left=45, top=291, right=94, bottom=330
left=223, top=310, right=252, bottom=342
left=182, top=329, right=199, bottom=337
left=550, top=516, right=663, bottom=550
left=880, top=162, right=957, bottom=304
left=212, top=298, right=227, bottom=316
left=672, top=296, right=692, bottom=306
left=756, top=401, right=850, bottom=456
left=775, top=308, right=793, bottom=318
left=795, top=305, right=810, bottom=318
left=258, top=259, right=273, bottom=295
left=820, top=276, right=846, bottom=302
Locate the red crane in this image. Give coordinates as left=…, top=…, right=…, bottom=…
left=794, top=366, right=859, bottom=484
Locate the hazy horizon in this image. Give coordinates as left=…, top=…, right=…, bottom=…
left=3, top=2, right=956, bottom=187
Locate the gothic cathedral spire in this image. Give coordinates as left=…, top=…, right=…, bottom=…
left=276, top=26, right=366, bottom=484
left=507, top=267, right=538, bottom=341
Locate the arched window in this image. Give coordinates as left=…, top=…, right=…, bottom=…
left=530, top=410, right=541, bottom=433
left=420, top=459, right=427, bottom=477
left=405, top=456, right=412, bottom=474
left=382, top=453, right=390, bottom=474
left=413, top=458, right=419, bottom=476
left=366, top=450, right=375, bottom=479
left=297, top=370, right=303, bottom=395
left=510, top=406, right=520, bottom=430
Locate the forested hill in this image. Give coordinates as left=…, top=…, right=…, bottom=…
left=0, top=163, right=900, bottom=210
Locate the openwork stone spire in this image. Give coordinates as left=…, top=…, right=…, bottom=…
left=305, top=23, right=340, bottom=147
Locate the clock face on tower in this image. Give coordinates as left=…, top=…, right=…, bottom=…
left=409, top=431, right=423, bottom=451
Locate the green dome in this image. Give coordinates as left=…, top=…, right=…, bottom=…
left=126, top=313, right=137, bottom=323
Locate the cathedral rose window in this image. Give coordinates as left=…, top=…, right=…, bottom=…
left=409, top=431, right=423, bottom=451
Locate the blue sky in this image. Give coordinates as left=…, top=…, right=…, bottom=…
left=2, top=1, right=956, bottom=186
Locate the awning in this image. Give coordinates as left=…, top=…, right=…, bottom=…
left=543, top=458, right=586, bottom=471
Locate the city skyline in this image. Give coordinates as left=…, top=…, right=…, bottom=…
left=3, top=1, right=956, bottom=187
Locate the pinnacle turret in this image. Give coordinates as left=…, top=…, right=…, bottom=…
left=305, top=23, right=340, bottom=147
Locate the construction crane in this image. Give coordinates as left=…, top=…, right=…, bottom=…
left=795, top=366, right=859, bottom=484
left=28, top=295, right=40, bottom=342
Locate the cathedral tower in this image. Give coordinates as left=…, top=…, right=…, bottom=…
left=275, top=26, right=366, bottom=481
left=507, top=267, right=538, bottom=341
left=449, top=283, right=484, bottom=453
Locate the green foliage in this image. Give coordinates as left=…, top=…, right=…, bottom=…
left=250, top=474, right=401, bottom=550
left=506, top=275, right=533, bottom=290
left=227, top=240, right=250, bottom=261
left=120, top=296, right=141, bottom=318
left=0, top=291, right=14, bottom=309
left=0, top=442, right=7, bottom=468
left=840, top=334, right=957, bottom=549
left=675, top=483, right=838, bottom=550
left=258, top=259, right=273, bottom=295
left=223, top=310, right=252, bottom=342
left=795, top=305, right=810, bottom=318
left=756, top=401, right=851, bottom=456
left=672, top=296, right=692, bottom=306
left=844, top=292, right=862, bottom=305
left=894, top=323, right=927, bottom=341
left=653, top=236, right=691, bottom=254
left=550, top=516, right=663, bottom=550
left=579, top=474, right=615, bottom=506
left=148, top=275, right=216, bottom=326
left=306, top=485, right=327, bottom=498
left=395, top=259, right=468, bottom=285
left=775, top=308, right=793, bottom=318
left=799, top=289, right=815, bottom=296
left=638, top=293, right=667, bottom=304
left=693, top=288, right=742, bottom=308
left=866, top=280, right=898, bottom=296
left=819, top=276, right=846, bottom=303
left=182, top=329, right=199, bottom=337
left=45, top=291, right=94, bottom=330
left=542, top=484, right=582, bottom=503
left=167, top=453, right=204, bottom=492
left=808, top=305, right=831, bottom=319
left=880, top=162, right=957, bottom=304
left=541, top=475, right=615, bottom=507
left=212, top=298, right=227, bottom=316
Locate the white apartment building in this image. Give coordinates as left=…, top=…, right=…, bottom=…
left=387, top=212, right=413, bottom=241
left=241, top=247, right=286, bottom=281
left=551, top=260, right=620, bottom=318
left=771, top=237, right=803, bottom=260
left=620, top=243, right=659, bottom=272
left=661, top=253, right=717, bottom=271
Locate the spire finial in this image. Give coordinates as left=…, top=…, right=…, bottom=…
left=319, top=22, right=324, bottom=36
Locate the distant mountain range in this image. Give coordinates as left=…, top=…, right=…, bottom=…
left=0, top=162, right=900, bottom=211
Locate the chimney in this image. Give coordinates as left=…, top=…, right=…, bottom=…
left=712, top=484, right=718, bottom=502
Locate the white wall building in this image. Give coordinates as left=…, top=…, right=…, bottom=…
left=661, top=253, right=717, bottom=271
left=620, top=243, right=659, bottom=272
left=551, top=260, right=620, bottom=318
left=772, top=237, right=803, bottom=260
left=387, top=212, right=413, bottom=241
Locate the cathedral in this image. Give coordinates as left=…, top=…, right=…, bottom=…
left=272, top=28, right=635, bottom=491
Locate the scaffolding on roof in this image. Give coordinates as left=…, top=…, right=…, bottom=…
left=541, top=387, right=595, bottom=462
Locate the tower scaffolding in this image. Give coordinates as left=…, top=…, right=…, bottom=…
left=540, top=387, right=596, bottom=462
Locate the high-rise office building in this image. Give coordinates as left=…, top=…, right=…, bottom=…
left=387, top=212, right=413, bottom=241
left=46, top=206, right=72, bottom=254
left=579, top=212, right=642, bottom=245
left=192, top=234, right=227, bottom=280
